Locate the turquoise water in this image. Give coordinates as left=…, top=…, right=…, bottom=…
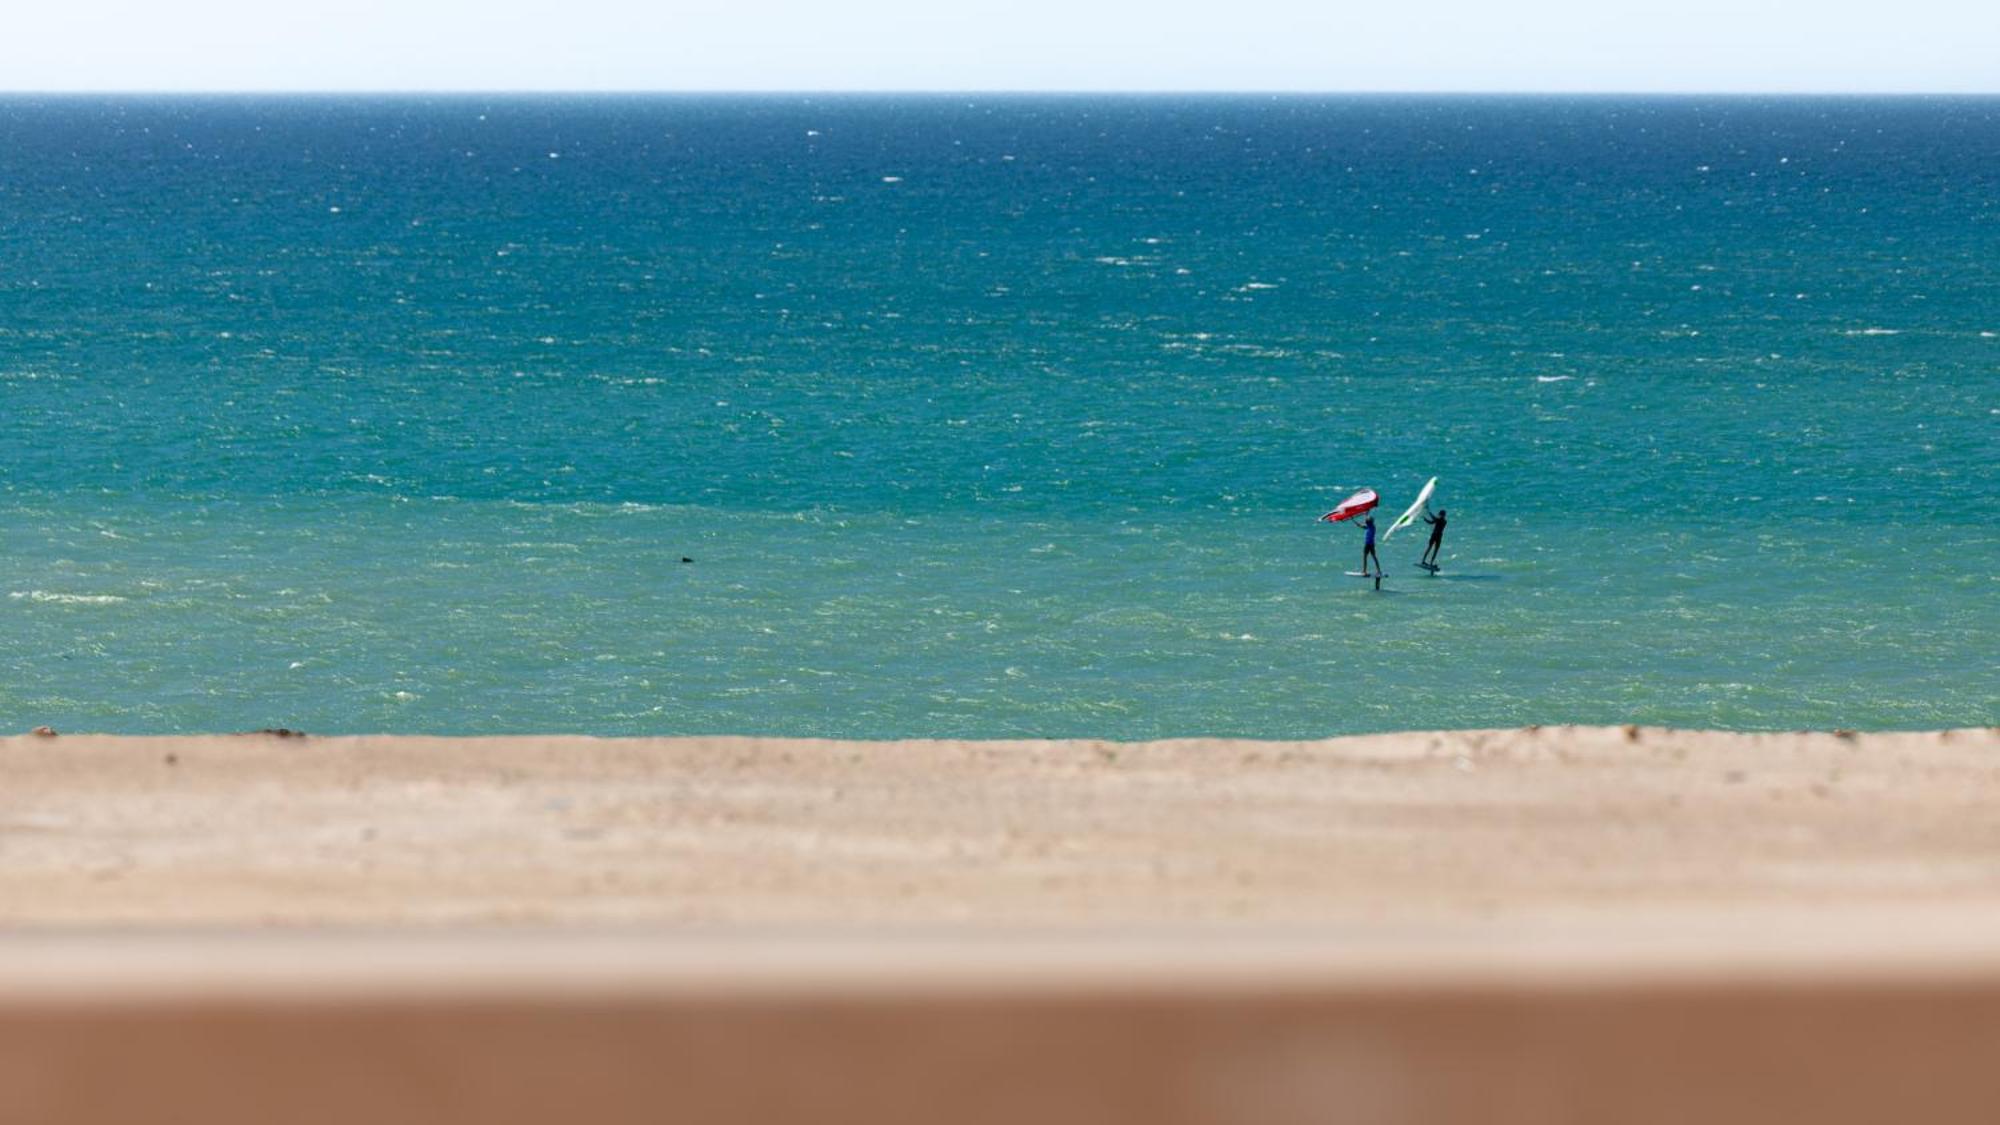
left=1, top=96, right=1993, bottom=736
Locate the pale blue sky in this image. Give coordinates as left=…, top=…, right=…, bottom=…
left=5, top=0, right=1996, bottom=92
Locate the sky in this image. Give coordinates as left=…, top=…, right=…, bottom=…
left=3, top=0, right=1996, bottom=93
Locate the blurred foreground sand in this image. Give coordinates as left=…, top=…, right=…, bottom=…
left=3, top=726, right=1998, bottom=1123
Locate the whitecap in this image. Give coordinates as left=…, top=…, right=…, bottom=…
left=9, top=590, right=127, bottom=605
left=1843, top=327, right=1901, bottom=336
left=1535, top=375, right=1573, bottom=383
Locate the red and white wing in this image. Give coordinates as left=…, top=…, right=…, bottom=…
left=1320, top=488, right=1379, bottom=523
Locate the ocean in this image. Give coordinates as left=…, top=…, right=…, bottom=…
left=0, top=95, right=1993, bottom=737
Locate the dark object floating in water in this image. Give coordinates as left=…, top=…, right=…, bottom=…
left=681, top=557, right=694, bottom=563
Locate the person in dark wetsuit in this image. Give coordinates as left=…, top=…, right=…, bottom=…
left=1421, top=507, right=1447, bottom=569
left=1359, top=515, right=1382, bottom=577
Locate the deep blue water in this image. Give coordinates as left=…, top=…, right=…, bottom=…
left=0, top=96, right=1993, bottom=735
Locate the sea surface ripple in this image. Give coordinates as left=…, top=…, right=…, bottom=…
left=0, top=96, right=1993, bottom=735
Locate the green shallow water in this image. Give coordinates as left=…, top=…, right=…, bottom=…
left=0, top=95, right=1993, bottom=735
left=2, top=496, right=1989, bottom=736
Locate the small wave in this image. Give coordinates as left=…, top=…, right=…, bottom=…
left=1842, top=328, right=1901, bottom=337
left=10, top=590, right=128, bottom=605
left=1536, top=375, right=1573, bottom=383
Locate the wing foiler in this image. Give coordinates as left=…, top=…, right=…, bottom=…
left=1382, top=476, right=1436, bottom=541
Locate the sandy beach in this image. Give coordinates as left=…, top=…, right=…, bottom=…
left=5, top=726, right=2000, bottom=1122
left=4, top=726, right=1998, bottom=926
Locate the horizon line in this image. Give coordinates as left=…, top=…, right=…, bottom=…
left=3, top=88, right=1999, bottom=98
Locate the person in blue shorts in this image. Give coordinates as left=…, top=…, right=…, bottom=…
left=1359, top=514, right=1381, bottom=577
left=1421, top=507, right=1447, bottom=569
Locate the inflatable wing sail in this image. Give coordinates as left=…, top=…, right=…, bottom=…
left=1320, top=488, right=1380, bottom=523
left=1382, top=477, right=1437, bottom=541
